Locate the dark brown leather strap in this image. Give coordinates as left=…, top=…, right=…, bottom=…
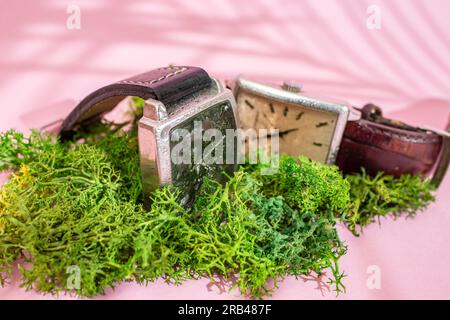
left=336, top=104, right=445, bottom=177
left=59, top=66, right=211, bottom=140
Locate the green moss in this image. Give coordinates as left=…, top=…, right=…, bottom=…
left=0, top=129, right=144, bottom=294
left=0, top=129, right=58, bottom=172
left=190, top=167, right=347, bottom=296
left=0, top=98, right=436, bottom=297
left=249, top=155, right=351, bottom=214
left=343, top=169, right=435, bottom=235
left=0, top=125, right=349, bottom=297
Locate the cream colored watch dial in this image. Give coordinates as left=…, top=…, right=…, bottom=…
left=237, top=90, right=338, bottom=163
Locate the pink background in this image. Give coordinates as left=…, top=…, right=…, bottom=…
left=0, top=0, right=449, bottom=299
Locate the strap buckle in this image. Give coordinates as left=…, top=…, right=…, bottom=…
left=419, top=126, right=450, bottom=187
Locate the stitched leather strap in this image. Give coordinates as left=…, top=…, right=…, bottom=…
left=336, top=104, right=446, bottom=177
left=59, top=66, right=211, bottom=140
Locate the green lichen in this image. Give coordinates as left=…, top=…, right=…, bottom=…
left=246, top=156, right=349, bottom=294
left=0, top=98, right=436, bottom=298
left=344, top=169, right=436, bottom=235
left=0, top=129, right=57, bottom=172
left=0, top=125, right=348, bottom=298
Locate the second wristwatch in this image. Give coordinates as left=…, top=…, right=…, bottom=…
left=228, top=76, right=450, bottom=186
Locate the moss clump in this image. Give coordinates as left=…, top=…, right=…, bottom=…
left=0, top=123, right=349, bottom=297
left=0, top=127, right=143, bottom=295
left=0, top=98, right=436, bottom=297
left=344, top=169, right=435, bottom=235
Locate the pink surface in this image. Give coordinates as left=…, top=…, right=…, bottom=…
left=0, top=0, right=449, bottom=299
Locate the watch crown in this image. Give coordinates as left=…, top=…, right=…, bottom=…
left=281, top=81, right=302, bottom=93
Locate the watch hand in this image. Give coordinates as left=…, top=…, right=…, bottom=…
left=247, top=128, right=299, bottom=141
left=279, top=128, right=299, bottom=138
left=266, top=128, right=299, bottom=139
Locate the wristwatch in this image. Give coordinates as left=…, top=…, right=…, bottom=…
left=229, top=76, right=450, bottom=186
left=59, top=66, right=239, bottom=205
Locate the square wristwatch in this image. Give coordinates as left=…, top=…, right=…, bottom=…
left=229, top=76, right=361, bottom=164
left=229, top=76, right=450, bottom=187
left=59, top=66, right=239, bottom=205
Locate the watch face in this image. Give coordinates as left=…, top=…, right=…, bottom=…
left=237, top=90, right=339, bottom=163
left=169, top=101, right=237, bottom=206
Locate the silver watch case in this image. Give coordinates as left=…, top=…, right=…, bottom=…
left=138, top=78, right=239, bottom=202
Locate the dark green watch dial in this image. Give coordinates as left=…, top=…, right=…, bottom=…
left=170, top=101, right=237, bottom=206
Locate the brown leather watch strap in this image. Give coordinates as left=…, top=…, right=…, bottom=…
left=336, top=104, right=445, bottom=177
left=59, top=66, right=211, bottom=140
